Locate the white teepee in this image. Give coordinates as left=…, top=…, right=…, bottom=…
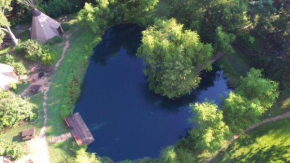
left=30, top=8, right=63, bottom=43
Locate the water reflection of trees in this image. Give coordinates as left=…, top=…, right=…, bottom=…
left=92, top=24, right=144, bottom=66
left=143, top=65, right=226, bottom=112
left=91, top=24, right=228, bottom=112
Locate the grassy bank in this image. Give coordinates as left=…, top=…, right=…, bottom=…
left=44, top=21, right=102, bottom=162
left=210, top=118, right=290, bottom=162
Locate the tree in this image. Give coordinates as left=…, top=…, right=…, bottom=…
left=165, top=0, right=247, bottom=43
left=0, top=90, right=37, bottom=131
left=78, top=0, right=159, bottom=34
left=223, top=68, right=279, bottom=133
left=137, top=19, right=213, bottom=99
left=0, top=0, right=18, bottom=46
left=73, top=148, right=101, bottom=163
left=214, top=26, right=236, bottom=55
left=77, top=1, right=115, bottom=34
left=189, top=102, right=229, bottom=152
left=160, top=146, right=179, bottom=163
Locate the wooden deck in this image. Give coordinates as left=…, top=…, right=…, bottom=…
left=65, top=112, right=94, bottom=146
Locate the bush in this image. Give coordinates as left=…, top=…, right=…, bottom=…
left=5, top=54, right=27, bottom=75
left=15, top=40, right=55, bottom=65
left=46, top=36, right=63, bottom=45
left=62, top=23, right=71, bottom=31
left=40, top=0, right=82, bottom=18
left=9, top=83, right=17, bottom=91
left=0, top=139, right=24, bottom=160
left=236, top=31, right=258, bottom=53
left=0, top=90, right=37, bottom=131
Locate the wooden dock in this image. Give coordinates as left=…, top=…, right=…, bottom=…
left=65, top=112, right=95, bottom=146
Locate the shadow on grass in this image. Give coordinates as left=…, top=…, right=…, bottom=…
left=210, top=119, right=290, bottom=163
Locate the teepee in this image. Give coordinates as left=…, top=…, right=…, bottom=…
left=20, top=0, right=63, bottom=43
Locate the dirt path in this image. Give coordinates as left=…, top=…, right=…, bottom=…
left=207, top=111, right=290, bottom=163
left=22, top=36, right=71, bottom=163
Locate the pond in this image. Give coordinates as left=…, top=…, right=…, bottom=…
left=74, top=24, right=230, bottom=162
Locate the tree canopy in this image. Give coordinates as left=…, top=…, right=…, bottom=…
left=189, top=101, right=229, bottom=152
left=0, top=0, right=18, bottom=46
left=223, top=68, right=279, bottom=133
left=137, top=19, right=213, bottom=99
left=77, top=0, right=159, bottom=34
left=0, top=90, right=37, bottom=131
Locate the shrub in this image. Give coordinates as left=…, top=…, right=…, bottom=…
left=46, top=36, right=63, bottom=45
left=0, top=90, right=37, bottom=131
left=62, top=23, right=71, bottom=31
left=15, top=40, right=55, bottom=65
left=0, top=139, right=24, bottom=160
left=5, top=54, right=27, bottom=75
left=9, top=83, right=17, bottom=91
left=40, top=0, right=82, bottom=18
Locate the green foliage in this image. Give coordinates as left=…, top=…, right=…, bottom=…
left=175, top=147, right=195, bottom=163
left=0, top=90, right=37, bottom=131
left=223, top=68, right=279, bottom=133
left=0, top=139, right=24, bottom=160
left=0, top=0, right=12, bottom=45
left=160, top=146, right=179, bottom=163
left=61, top=23, right=71, bottom=31
left=8, top=83, right=17, bottom=91
left=46, top=36, right=63, bottom=45
left=60, top=29, right=102, bottom=118
left=15, top=40, right=55, bottom=65
left=77, top=0, right=159, bottom=34
left=40, top=0, right=82, bottom=18
left=189, top=101, right=229, bottom=152
left=164, top=0, right=247, bottom=41
left=5, top=54, right=27, bottom=75
left=137, top=19, right=213, bottom=99
left=215, top=26, right=236, bottom=55
left=77, top=2, right=115, bottom=34
left=72, top=148, right=101, bottom=163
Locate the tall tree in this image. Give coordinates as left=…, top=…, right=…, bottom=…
left=78, top=0, right=159, bottom=34
left=0, top=0, right=18, bottom=46
left=189, top=101, right=229, bottom=152
left=137, top=19, right=213, bottom=99
left=223, top=68, right=279, bottom=133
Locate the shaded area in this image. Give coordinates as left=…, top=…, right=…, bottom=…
left=75, top=24, right=230, bottom=161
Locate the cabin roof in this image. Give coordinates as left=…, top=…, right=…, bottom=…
left=65, top=112, right=95, bottom=146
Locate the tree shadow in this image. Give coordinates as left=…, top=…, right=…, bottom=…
left=91, top=24, right=145, bottom=66
left=141, top=65, right=224, bottom=112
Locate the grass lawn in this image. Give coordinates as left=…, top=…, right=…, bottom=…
left=44, top=19, right=101, bottom=162
left=210, top=118, right=290, bottom=163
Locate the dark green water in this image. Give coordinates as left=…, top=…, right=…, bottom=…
left=74, top=24, right=230, bottom=162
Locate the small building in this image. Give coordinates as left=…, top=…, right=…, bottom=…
left=22, top=128, right=36, bottom=141
left=65, top=112, right=95, bottom=146
left=0, top=64, right=18, bottom=91
left=0, top=156, right=12, bottom=163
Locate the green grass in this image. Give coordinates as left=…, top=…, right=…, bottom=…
left=210, top=119, right=290, bottom=163
left=48, top=139, right=75, bottom=163
left=44, top=20, right=101, bottom=162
